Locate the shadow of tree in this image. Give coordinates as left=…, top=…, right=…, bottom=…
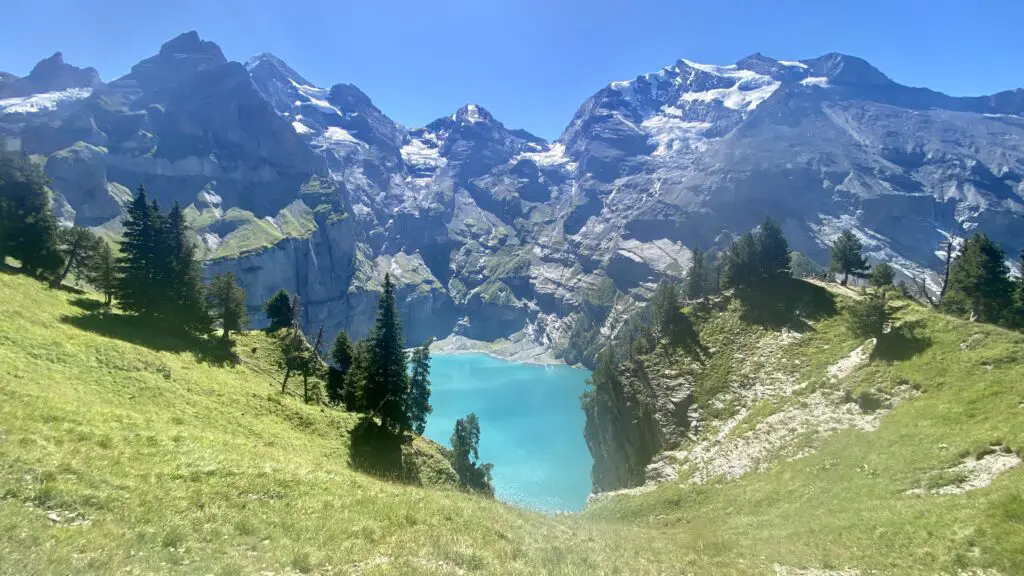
left=738, top=278, right=839, bottom=331
left=875, top=319, right=933, bottom=362
left=60, top=310, right=236, bottom=366
left=68, top=296, right=105, bottom=313
left=347, top=416, right=429, bottom=485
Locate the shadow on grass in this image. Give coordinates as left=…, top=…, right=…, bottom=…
left=348, top=416, right=426, bottom=485
left=737, top=277, right=838, bottom=331
left=875, top=319, right=933, bottom=362
left=68, top=296, right=106, bottom=313
left=60, top=310, right=237, bottom=366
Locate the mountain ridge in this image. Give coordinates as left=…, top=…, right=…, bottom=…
left=2, top=32, right=1022, bottom=364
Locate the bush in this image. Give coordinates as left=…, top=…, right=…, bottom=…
left=846, top=291, right=891, bottom=340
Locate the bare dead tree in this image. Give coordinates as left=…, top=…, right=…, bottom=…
left=937, top=236, right=959, bottom=303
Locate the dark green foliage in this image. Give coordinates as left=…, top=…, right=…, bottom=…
left=722, top=232, right=759, bottom=290
left=407, top=339, right=433, bottom=436
left=756, top=216, right=791, bottom=280
left=684, top=248, right=714, bottom=300
left=449, top=413, right=494, bottom=495
left=51, top=226, right=102, bottom=288
left=723, top=216, right=791, bottom=291
left=345, top=340, right=372, bottom=412
left=365, top=274, right=410, bottom=432
left=208, top=272, right=248, bottom=340
left=327, top=330, right=354, bottom=405
left=0, top=152, right=60, bottom=276
left=264, top=289, right=295, bottom=332
left=869, top=262, right=896, bottom=288
left=115, top=188, right=160, bottom=317
left=942, top=233, right=1014, bottom=324
left=279, top=324, right=326, bottom=404
left=162, top=202, right=210, bottom=334
left=86, top=241, right=117, bottom=306
left=846, top=291, right=892, bottom=341
left=830, top=230, right=870, bottom=285
left=563, top=277, right=619, bottom=368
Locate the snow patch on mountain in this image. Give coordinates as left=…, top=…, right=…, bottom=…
left=291, top=120, right=313, bottom=134
left=515, top=142, right=574, bottom=167
left=801, top=77, right=831, bottom=88
left=0, top=88, right=92, bottom=115
left=778, top=60, right=808, bottom=69
left=401, top=137, right=446, bottom=167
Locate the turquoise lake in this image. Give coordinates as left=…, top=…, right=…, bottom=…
left=422, top=353, right=594, bottom=512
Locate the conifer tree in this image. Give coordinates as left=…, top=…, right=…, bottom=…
left=722, top=232, right=759, bottom=290
left=264, top=289, right=295, bottom=331
left=116, top=187, right=160, bottom=317
left=163, top=201, right=210, bottom=334
left=87, top=241, right=117, bottom=306
left=756, top=216, right=791, bottom=280
left=942, top=233, right=1014, bottom=324
left=407, top=338, right=433, bottom=435
left=868, top=262, right=896, bottom=288
left=450, top=413, right=494, bottom=495
left=365, top=274, right=410, bottom=433
left=847, top=291, right=892, bottom=340
left=51, top=226, right=102, bottom=288
left=208, top=272, right=248, bottom=340
left=327, top=330, right=355, bottom=405
left=684, top=248, right=711, bottom=300
left=830, top=230, right=870, bottom=286
left=0, top=154, right=60, bottom=276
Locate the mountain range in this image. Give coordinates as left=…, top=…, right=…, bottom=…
left=2, top=31, right=1022, bottom=362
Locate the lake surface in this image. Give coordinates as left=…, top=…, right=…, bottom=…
left=422, top=353, right=594, bottom=512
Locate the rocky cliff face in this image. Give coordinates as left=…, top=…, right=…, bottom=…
left=3, top=32, right=1023, bottom=356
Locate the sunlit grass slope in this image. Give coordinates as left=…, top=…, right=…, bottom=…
left=1, top=271, right=1022, bottom=575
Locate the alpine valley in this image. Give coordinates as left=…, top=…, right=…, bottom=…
left=3, top=31, right=1023, bottom=363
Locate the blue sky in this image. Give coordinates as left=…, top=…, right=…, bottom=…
left=3, top=0, right=1022, bottom=140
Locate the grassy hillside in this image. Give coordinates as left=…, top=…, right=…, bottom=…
left=1, top=270, right=1022, bottom=574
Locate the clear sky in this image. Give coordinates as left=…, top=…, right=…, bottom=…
left=2, top=0, right=1022, bottom=140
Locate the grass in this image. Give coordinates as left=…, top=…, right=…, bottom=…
left=1, top=272, right=1022, bottom=574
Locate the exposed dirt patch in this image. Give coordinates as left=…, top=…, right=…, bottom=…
left=906, top=446, right=1021, bottom=495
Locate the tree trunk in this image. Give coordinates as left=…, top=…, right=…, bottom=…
left=938, top=239, right=955, bottom=302
left=50, top=245, right=78, bottom=289
left=841, top=271, right=849, bottom=286
left=222, top=326, right=229, bottom=341
left=282, top=368, right=292, bottom=394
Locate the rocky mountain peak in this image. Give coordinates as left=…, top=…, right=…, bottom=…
left=246, top=52, right=311, bottom=87
left=0, top=51, right=101, bottom=98
left=804, top=52, right=892, bottom=86
left=159, top=31, right=225, bottom=61
left=453, top=103, right=496, bottom=125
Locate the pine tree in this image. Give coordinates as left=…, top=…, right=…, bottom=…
left=365, top=274, right=410, bottom=432
left=407, top=338, right=433, bottom=435
left=208, top=272, right=248, bottom=340
left=51, top=226, right=102, bottom=288
left=830, top=230, right=870, bottom=286
left=264, top=289, right=295, bottom=331
left=756, top=216, right=791, bottom=280
left=942, top=233, right=1014, bottom=324
left=87, top=241, right=117, bottom=306
left=684, top=248, right=711, bottom=300
left=116, top=187, right=160, bottom=317
left=722, top=232, right=759, bottom=290
left=450, top=413, right=494, bottom=495
left=868, top=262, right=896, bottom=288
left=0, top=154, right=60, bottom=277
left=327, top=330, right=355, bottom=405
left=163, top=202, right=210, bottom=334
left=847, top=291, right=892, bottom=340
left=345, top=340, right=372, bottom=411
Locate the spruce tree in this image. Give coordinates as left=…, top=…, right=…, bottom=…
left=116, top=187, right=160, bottom=317
left=208, top=272, right=248, bottom=340
left=327, top=330, right=355, bottom=405
left=830, top=230, right=870, bottom=286
left=450, top=413, right=494, bottom=495
left=163, top=202, right=210, bottom=334
left=407, top=338, right=433, bottom=435
left=756, top=216, right=791, bottom=280
left=869, top=262, right=896, bottom=288
left=0, top=154, right=60, bottom=277
left=51, top=226, right=102, bottom=288
left=722, top=232, right=759, bottom=290
left=847, top=291, right=892, bottom=340
left=365, top=274, right=410, bottom=432
left=942, top=233, right=1014, bottom=324
left=264, top=289, right=295, bottom=331
left=87, top=241, right=117, bottom=306
left=684, top=248, right=711, bottom=300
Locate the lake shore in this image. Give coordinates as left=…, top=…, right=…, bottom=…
left=430, top=332, right=573, bottom=367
